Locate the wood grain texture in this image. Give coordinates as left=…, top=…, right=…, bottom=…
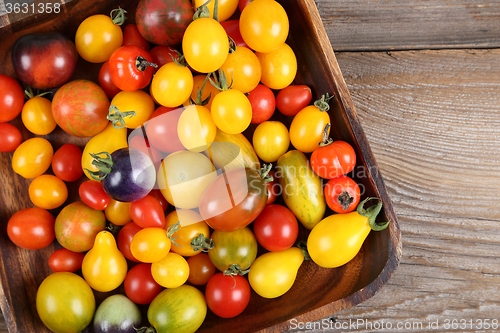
left=290, top=49, right=500, bottom=331
left=316, top=0, right=500, bottom=51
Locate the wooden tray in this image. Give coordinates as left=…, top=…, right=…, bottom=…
left=0, top=0, right=402, bottom=332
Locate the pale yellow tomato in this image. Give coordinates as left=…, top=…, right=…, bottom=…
left=252, top=121, right=290, bottom=163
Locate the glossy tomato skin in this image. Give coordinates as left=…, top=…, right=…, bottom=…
left=253, top=204, right=299, bottom=252
left=310, top=140, right=357, bottom=179
left=98, top=61, right=121, bottom=99
left=0, top=123, right=22, bottom=152
left=324, top=175, right=361, bottom=213
left=247, top=83, right=275, bottom=124
left=12, top=137, right=53, bottom=179
left=129, top=194, right=166, bottom=228
left=79, top=180, right=111, bottom=211
left=149, top=45, right=180, bottom=70
left=28, top=174, right=68, bottom=210
left=123, top=23, right=150, bottom=50
left=93, top=294, right=142, bottom=333
left=52, top=79, right=110, bottom=137
left=48, top=248, right=85, bottom=273
left=117, top=221, right=143, bottom=262
left=208, top=227, right=258, bottom=273
left=266, top=169, right=279, bottom=204
left=52, top=143, right=83, bottom=182
left=7, top=207, right=55, bottom=250
left=187, top=253, right=216, bottom=286
left=205, top=273, right=251, bottom=318
left=0, top=74, right=24, bottom=122
left=289, top=104, right=331, bottom=153
left=220, top=20, right=247, bottom=47
left=136, top=0, right=194, bottom=46
left=252, top=121, right=290, bottom=163
left=108, top=45, right=156, bottom=91
left=124, top=263, right=163, bottom=305
left=199, top=167, right=268, bottom=232
left=21, top=96, right=57, bottom=135
left=276, top=84, right=313, bottom=117
left=11, top=32, right=78, bottom=89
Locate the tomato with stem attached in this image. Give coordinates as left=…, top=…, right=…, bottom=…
left=324, top=175, right=361, bottom=214
left=205, top=273, right=251, bottom=318
left=108, top=45, right=157, bottom=92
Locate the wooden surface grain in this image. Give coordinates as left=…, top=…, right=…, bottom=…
left=2, top=0, right=500, bottom=332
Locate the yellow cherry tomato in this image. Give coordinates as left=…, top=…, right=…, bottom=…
left=130, top=227, right=171, bottom=263
left=177, top=104, right=217, bottom=153
left=193, top=0, right=239, bottom=22
left=211, top=89, right=252, bottom=134
left=150, top=61, right=194, bottom=108
left=29, top=174, right=68, bottom=210
left=256, top=42, right=297, bottom=90
left=21, top=96, right=57, bottom=135
left=104, top=199, right=132, bottom=226
left=151, top=252, right=190, bottom=288
left=165, top=209, right=210, bottom=257
left=252, top=120, right=290, bottom=163
left=220, top=46, right=262, bottom=94
left=12, top=137, right=53, bottom=179
left=109, top=90, right=155, bottom=129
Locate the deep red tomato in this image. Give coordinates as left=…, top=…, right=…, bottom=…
left=124, top=263, right=163, bottom=304
left=144, top=106, right=184, bottom=153
left=220, top=20, right=247, bottom=47
left=276, top=84, right=312, bottom=117
left=265, top=170, right=279, bottom=205
left=7, top=207, right=55, bottom=250
left=0, top=123, right=22, bottom=152
left=149, top=45, right=180, bottom=70
left=129, top=194, right=166, bottom=229
left=78, top=180, right=111, bottom=211
left=0, top=74, right=25, bottom=122
left=48, top=248, right=85, bottom=273
left=252, top=204, right=299, bottom=252
left=98, top=61, right=122, bottom=99
left=324, top=175, right=361, bottom=213
left=238, top=0, right=251, bottom=12
left=149, top=189, right=169, bottom=212
left=187, top=253, right=216, bottom=286
left=247, top=84, right=276, bottom=124
left=117, top=221, right=143, bottom=262
left=52, top=143, right=84, bottom=182
left=108, top=45, right=157, bottom=91
left=205, top=273, right=251, bottom=318
left=123, top=23, right=150, bottom=51
left=310, top=140, right=357, bottom=179
left=198, top=167, right=268, bottom=232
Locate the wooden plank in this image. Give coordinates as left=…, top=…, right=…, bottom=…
left=316, top=0, right=500, bottom=51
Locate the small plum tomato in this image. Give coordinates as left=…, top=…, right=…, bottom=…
left=276, top=84, right=313, bottom=117
left=105, top=199, right=132, bottom=226
left=108, top=89, right=155, bottom=129
left=21, top=95, right=57, bottom=135
left=247, top=83, right=275, bottom=124
left=123, top=263, right=163, bottom=305
left=48, top=248, right=85, bottom=273
left=0, top=74, right=24, bottom=122
left=7, top=207, right=55, bottom=250
left=117, top=221, right=143, bottom=262
left=79, top=180, right=111, bottom=211
left=98, top=61, right=122, bottom=99
left=211, top=89, right=252, bottom=134
left=187, top=252, right=216, bottom=286
left=29, top=174, right=68, bottom=210
left=12, top=137, right=53, bottom=179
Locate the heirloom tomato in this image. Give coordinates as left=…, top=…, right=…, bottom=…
left=12, top=137, right=53, bottom=179
left=0, top=123, right=22, bottom=153
left=247, top=83, right=275, bottom=124
left=52, top=143, right=83, bottom=182
left=193, top=0, right=239, bottom=22
left=79, top=180, right=111, bottom=211
left=123, top=263, right=163, bottom=304
left=21, top=95, right=57, bottom=135
left=324, top=175, right=361, bottom=213
left=289, top=94, right=332, bottom=153
left=199, top=167, right=269, bottom=231
left=182, top=17, right=230, bottom=73
left=75, top=8, right=125, bottom=63
left=187, top=253, right=216, bottom=286
left=256, top=42, right=297, bottom=90
left=36, top=272, right=95, bottom=333
left=253, top=204, right=299, bottom=252
left=276, top=84, right=313, bottom=116
left=205, top=273, right=251, bottom=318
left=165, top=209, right=210, bottom=257
left=108, top=45, right=157, bottom=92
left=130, top=227, right=172, bottom=263
left=310, top=138, right=357, bottom=179
left=147, top=285, right=207, bottom=333
left=248, top=246, right=304, bottom=299
left=7, top=207, right=55, bottom=250
left=151, top=252, right=190, bottom=288
left=98, top=61, right=121, bottom=99
left=307, top=197, right=389, bottom=268
left=145, top=106, right=184, bottom=153
left=93, top=294, right=142, bottom=333
left=123, top=23, right=150, bottom=50
left=105, top=199, right=132, bottom=226
left=108, top=89, right=155, bottom=129
left=48, top=248, right=85, bottom=273
left=0, top=74, right=24, bottom=122
left=117, top=221, right=143, bottom=262
left=129, top=194, right=166, bottom=229
left=211, top=88, right=252, bottom=134
left=177, top=104, right=217, bottom=152
left=219, top=45, right=261, bottom=94
left=28, top=174, right=68, bottom=210
left=150, top=61, right=194, bottom=108
left=252, top=120, right=290, bottom=163
left=239, top=0, right=289, bottom=53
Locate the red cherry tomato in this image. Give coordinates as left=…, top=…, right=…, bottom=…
left=78, top=180, right=111, bottom=211
left=7, top=207, right=55, bottom=250
left=108, top=45, right=157, bottom=91
left=123, top=23, right=150, bottom=51
left=238, top=0, right=251, bottom=12
left=149, top=45, right=180, bottom=70
left=117, top=221, right=143, bottom=262
left=324, top=175, right=361, bottom=214
left=252, top=204, right=299, bottom=252
left=144, top=106, right=184, bottom=153
left=247, top=83, right=276, bottom=124
left=187, top=252, right=216, bottom=286
left=124, top=263, right=163, bottom=305
left=276, top=84, right=312, bottom=117
left=129, top=194, right=166, bottom=229
left=265, top=170, right=280, bottom=205
left=149, top=189, right=169, bottom=212
left=52, top=143, right=84, bottom=182
left=98, top=61, right=122, bottom=99
left=48, top=248, right=85, bottom=273
left=0, top=122, right=22, bottom=152
left=0, top=74, right=24, bottom=122
left=205, top=273, right=251, bottom=318
left=220, top=20, right=247, bottom=47
left=310, top=140, right=357, bottom=179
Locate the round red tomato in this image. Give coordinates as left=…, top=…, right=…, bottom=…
left=48, top=248, right=85, bottom=273
left=78, top=180, right=111, bottom=211
left=98, top=61, right=121, bottom=99
left=276, top=84, right=312, bottom=117
left=247, top=84, right=275, bottom=124
left=145, top=106, right=184, bottom=153
left=117, top=221, right=143, bottom=262
left=253, top=204, right=299, bottom=252
left=220, top=20, right=247, bottom=47
left=324, top=175, right=361, bottom=214
left=124, top=263, right=163, bottom=304
left=7, top=207, right=55, bottom=250
left=52, top=143, right=83, bottom=182
left=0, top=74, right=25, bottom=122
left=205, top=273, right=251, bottom=318
left=108, top=45, right=156, bottom=91
left=149, top=45, right=180, bottom=70
left=310, top=140, right=357, bottom=179
left=129, top=194, right=166, bottom=229
left=0, top=123, right=22, bottom=152
left=123, top=23, right=150, bottom=50
left=187, top=253, right=216, bottom=286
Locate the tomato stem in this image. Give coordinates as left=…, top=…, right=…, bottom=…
left=319, top=123, right=333, bottom=146
left=24, top=86, right=51, bottom=99
left=190, top=233, right=214, bottom=252
left=190, top=74, right=212, bottom=106
left=209, top=69, right=233, bottom=91
left=357, top=197, right=390, bottom=231
left=110, top=7, right=127, bottom=26
left=136, top=56, right=158, bottom=71
left=86, top=152, right=114, bottom=181
left=107, top=105, right=136, bottom=129
left=224, top=264, right=250, bottom=276
left=193, top=0, right=211, bottom=19
left=258, top=164, right=274, bottom=183
left=166, top=221, right=182, bottom=247
left=296, top=240, right=311, bottom=261
left=313, top=93, right=334, bottom=112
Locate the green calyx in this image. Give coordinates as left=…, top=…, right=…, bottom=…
left=107, top=105, right=136, bottom=129
left=110, top=7, right=127, bottom=26
left=85, top=152, right=113, bottom=181
left=314, top=93, right=334, bottom=112
left=318, top=123, right=333, bottom=146
left=258, top=163, right=274, bottom=183
left=189, top=74, right=212, bottom=106
left=209, top=69, right=233, bottom=91
left=357, top=197, right=390, bottom=231
left=190, top=233, right=214, bottom=252
left=224, top=264, right=250, bottom=276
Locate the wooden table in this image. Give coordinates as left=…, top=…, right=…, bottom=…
left=1, top=0, right=500, bottom=332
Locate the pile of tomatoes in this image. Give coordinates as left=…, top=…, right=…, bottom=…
left=0, top=0, right=389, bottom=332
